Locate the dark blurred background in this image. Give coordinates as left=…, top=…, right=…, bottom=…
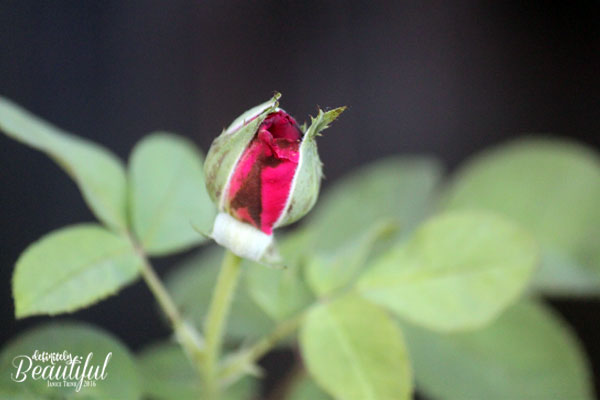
left=1, top=1, right=599, bottom=397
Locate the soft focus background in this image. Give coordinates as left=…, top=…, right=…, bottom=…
left=1, top=0, right=599, bottom=396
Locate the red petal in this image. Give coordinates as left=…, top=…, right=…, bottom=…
left=259, top=157, right=298, bottom=234
left=227, top=111, right=302, bottom=234
left=261, top=112, right=302, bottom=141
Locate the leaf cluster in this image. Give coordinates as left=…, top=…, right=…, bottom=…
left=1, top=97, right=599, bottom=399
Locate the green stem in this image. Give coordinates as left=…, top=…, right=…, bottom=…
left=136, top=244, right=204, bottom=371
left=219, top=311, right=306, bottom=385
left=202, top=250, right=243, bottom=400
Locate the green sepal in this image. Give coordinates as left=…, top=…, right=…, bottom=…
left=203, top=93, right=280, bottom=207
left=304, top=107, right=347, bottom=140
left=275, top=107, right=346, bottom=228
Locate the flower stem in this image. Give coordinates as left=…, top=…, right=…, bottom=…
left=202, top=250, right=243, bottom=400
left=136, top=244, right=204, bottom=371
left=219, top=311, right=306, bottom=385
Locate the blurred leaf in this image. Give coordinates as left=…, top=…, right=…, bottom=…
left=534, top=249, right=600, bottom=295
left=166, top=246, right=275, bottom=341
left=221, top=377, right=257, bottom=400
left=402, top=301, right=594, bottom=400
left=305, top=220, right=398, bottom=296
left=443, top=138, right=600, bottom=296
left=299, top=294, right=412, bottom=400
left=246, top=231, right=315, bottom=321
left=138, top=342, right=256, bottom=400
left=0, top=393, right=38, bottom=400
left=0, top=322, right=141, bottom=399
left=129, top=133, right=215, bottom=256
left=286, top=374, right=333, bottom=400
left=0, top=97, right=128, bottom=231
left=138, top=343, right=199, bottom=400
left=302, top=156, right=443, bottom=251
left=358, top=211, right=538, bottom=331
left=13, top=224, right=142, bottom=318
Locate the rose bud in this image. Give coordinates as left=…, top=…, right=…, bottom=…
left=204, top=93, right=345, bottom=262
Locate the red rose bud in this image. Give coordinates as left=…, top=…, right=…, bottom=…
left=204, top=93, right=345, bottom=262
left=227, top=111, right=302, bottom=234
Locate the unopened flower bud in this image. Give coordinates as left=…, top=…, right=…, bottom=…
left=204, top=93, right=345, bottom=262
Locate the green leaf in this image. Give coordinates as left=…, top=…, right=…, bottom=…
left=247, top=157, right=443, bottom=320
left=129, top=133, right=215, bottom=256
left=0, top=322, right=141, bottom=399
left=358, top=211, right=538, bottom=331
left=138, top=342, right=256, bottom=400
left=138, top=343, right=199, bottom=400
left=534, top=249, right=600, bottom=295
left=13, top=224, right=142, bottom=318
left=166, top=246, right=275, bottom=341
left=286, top=374, right=333, bottom=400
left=246, top=231, right=315, bottom=321
left=305, top=221, right=398, bottom=296
left=0, top=97, right=128, bottom=231
left=299, top=294, right=412, bottom=400
left=302, top=156, right=443, bottom=251
left=402, top=301, right=594, bottom=400
left=443, top=138, right=600, bottom=296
